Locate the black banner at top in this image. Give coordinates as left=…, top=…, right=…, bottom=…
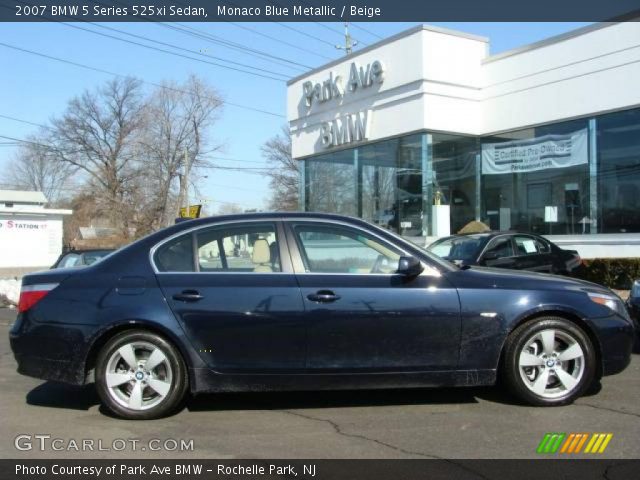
left=2, top=0, right=640, bottom=22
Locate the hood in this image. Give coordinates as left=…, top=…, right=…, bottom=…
left=447, top=266, right=612, bottom=295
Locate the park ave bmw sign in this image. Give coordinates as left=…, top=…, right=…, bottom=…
left=302, top=60, right=384, bottom=149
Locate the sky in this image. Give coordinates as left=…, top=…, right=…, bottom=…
left=0, top=21, right=590, bottom=212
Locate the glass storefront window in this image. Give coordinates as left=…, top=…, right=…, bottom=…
left=302, top=107, right=640, bottom=239
left=481, top=119, right=590, bottom=235
left=432, top=134, right=478, bottom=234
left=598, top=108, right=640, bottom=233
left=359, top=135, right=423, bottom=236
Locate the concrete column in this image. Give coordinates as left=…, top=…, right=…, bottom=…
left=588, top=117, right=598, bottom=234
left=421, top=133, right=434, bottom=236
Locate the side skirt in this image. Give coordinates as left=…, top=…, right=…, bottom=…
left=189, top=369, right=497, bottom=394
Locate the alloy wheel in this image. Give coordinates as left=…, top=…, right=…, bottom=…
left=105, top=341, right=173, bottom=411
left=517, top=328, right=585, bottom=399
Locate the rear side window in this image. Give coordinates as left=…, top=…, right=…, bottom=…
left=155, top=234, right=195, bottom=272
left=196, top=223, right=281, bottom=272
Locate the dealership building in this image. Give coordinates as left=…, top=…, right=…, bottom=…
left=287, top=22, right=640, bottom=258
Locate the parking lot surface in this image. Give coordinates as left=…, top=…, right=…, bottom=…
left=1, top=308, right=638, bottom=459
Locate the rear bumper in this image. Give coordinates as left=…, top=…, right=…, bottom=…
left=9, top=316, right=90, bottom=386
left=11, top=349, right=85, bottom=385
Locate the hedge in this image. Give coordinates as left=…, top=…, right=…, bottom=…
left=572, top=258, right=640, bottom=290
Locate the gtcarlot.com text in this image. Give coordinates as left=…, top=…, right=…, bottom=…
left=14, top=435, right=194, bottom=452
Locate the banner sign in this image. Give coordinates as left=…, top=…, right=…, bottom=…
left=481, top=129, right=588, bottom=175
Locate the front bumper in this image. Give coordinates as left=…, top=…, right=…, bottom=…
left=592, top=312, right=635, bottom=376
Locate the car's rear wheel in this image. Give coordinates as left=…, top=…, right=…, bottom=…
left=502, top=317, right=596, bottom=406
left=95, top=330, right=188, bottom=419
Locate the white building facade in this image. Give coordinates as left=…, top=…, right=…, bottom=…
left=0, top=191, right=72, bottom=275
left=287, top=22, right=640, bottom=258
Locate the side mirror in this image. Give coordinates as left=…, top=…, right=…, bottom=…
left=397, top=256, right=424, bottom=277
left=482, top=251, right=498, bottom=261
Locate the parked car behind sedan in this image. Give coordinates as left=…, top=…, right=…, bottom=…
left=627, top=280, right=640, bottom=332
left=428, top=232, right=581, bottom=274
left=10, top=213, right=633, bottom=419
left=51, top=249, right=114, bottom=269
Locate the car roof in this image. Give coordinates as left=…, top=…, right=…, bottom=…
left=169, top=212, right=374, bottom=231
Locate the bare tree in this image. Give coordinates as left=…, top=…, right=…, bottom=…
left=138, top=75, right=223, bottom=233
left=216, top=203, right=244, bottom=215
left=261, top=126, right=299, bottom=211
left=2, top=135, right=76, bottom=205
left=47, top=77, right=146, bottom=237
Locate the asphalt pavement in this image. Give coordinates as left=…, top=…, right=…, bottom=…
left=0, top=308, right=638, bottom=459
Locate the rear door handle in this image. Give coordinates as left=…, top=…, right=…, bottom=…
left=307, top=290, right=341, bottom=303
left=172, top=290, right=204, bottom=302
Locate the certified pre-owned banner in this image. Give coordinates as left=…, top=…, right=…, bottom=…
left=481, top=128, right=588, bottom=175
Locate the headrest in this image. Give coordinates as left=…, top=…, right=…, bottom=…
left=252, top=239, right=271, bottom=264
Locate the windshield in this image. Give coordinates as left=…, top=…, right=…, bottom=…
left=428, top=235, right=487, bottom=264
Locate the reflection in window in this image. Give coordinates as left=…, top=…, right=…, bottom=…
left=294, top=224, right=400, bottom=274
left=305, top=149, right=355, bottom=216
left=155, top=235, right=194, bottom=272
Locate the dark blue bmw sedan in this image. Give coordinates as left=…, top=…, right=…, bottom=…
left=10, top=213, right=634, bottom=419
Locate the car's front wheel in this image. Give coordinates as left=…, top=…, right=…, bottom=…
left=502, top=317, right=596, bottom=406
left=95, top=330, right=188, bottom=419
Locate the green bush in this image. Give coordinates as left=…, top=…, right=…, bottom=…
left=573, top=258, right=640, bottom=290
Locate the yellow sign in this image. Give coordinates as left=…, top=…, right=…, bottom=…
left=179, top=205, right=202, bottom=219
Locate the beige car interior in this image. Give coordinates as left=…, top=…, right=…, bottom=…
left=252, top=238, right=273, bottom=272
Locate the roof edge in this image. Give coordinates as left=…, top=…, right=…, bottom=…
left=482, top=22, right=623, bottom=64
left=287, top=24, right=489, bottom=86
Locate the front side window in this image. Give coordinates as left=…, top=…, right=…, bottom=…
left=197, top=223, right=280, bottom=272
left=484, top=236, right=514, bottom=259
left=294, top=224, right=401, bottom=274
left=534, top=237, right=551, bottom=253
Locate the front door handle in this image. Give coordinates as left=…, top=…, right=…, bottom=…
left=307, top=290, right=341, bottom=303
left=172, top=290, right=204, bottom=302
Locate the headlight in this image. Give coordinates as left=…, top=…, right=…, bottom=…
left=587, top=292, right=626, bottom=316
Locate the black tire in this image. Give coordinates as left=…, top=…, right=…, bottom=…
left=95, top=330, right=188, bottom=420
left=501, top=317, right=596, bottom=406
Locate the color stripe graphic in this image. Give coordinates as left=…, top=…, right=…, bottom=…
left=537, top=433, right=613, bottom=454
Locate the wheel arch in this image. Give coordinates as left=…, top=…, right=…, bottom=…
left=84, top=320, right=196, bottom=387
left=497, top=309, right=604, bottom=380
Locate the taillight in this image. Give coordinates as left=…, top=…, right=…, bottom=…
left=18, top=283, right=58, bottom=313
